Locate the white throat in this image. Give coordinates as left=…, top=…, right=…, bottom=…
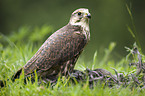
left=69, top=18, right=90, bottom=40
left=69, top=18, right=90, bottom=32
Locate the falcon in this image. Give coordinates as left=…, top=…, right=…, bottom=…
left=0, top=8, right=91, bottom=87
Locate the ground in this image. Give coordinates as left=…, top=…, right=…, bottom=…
left=0, top=26, right=145, bottom=96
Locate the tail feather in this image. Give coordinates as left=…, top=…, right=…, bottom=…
left=0, top=80, right=6, bottom=88
left=0, top=68, right=22, bottom=88
left=11, top=68, right=22, bottom=82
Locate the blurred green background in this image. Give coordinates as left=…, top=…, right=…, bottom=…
left=0, top=0, right=145, bottom=62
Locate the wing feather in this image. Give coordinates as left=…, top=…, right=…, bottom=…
left=19, top=24, right=88, bottom=77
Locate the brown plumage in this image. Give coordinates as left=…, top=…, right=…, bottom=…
left=0, top=8, right=91, bottom=87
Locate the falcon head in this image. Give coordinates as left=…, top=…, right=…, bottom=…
left=69, top=8, right=91, bottom=31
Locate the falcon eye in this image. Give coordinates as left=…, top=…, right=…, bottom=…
left=78, top=12, right=82, bottom=15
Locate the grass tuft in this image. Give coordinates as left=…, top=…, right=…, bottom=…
left=0, top=21, right=145, bottom=96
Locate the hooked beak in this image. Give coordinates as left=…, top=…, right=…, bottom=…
left=86, top=13, right=91, bottom=19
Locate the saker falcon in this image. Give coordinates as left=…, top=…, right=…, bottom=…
left=0, top=8, right=91, bottom=87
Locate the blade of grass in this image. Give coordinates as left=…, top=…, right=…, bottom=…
left=126, top=4, right=141, bottom=50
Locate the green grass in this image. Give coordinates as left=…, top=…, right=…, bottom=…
left=0, top=25, right=145, bottom=96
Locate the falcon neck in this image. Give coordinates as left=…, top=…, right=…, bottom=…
left=68, top=23, right=90, bottom=41
left=69, top=21, right=90, bottom=32
left=68, top=22, right=89, bottom=32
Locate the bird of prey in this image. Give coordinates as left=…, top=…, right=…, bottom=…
left=0, top=8, right=91, bottom=87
